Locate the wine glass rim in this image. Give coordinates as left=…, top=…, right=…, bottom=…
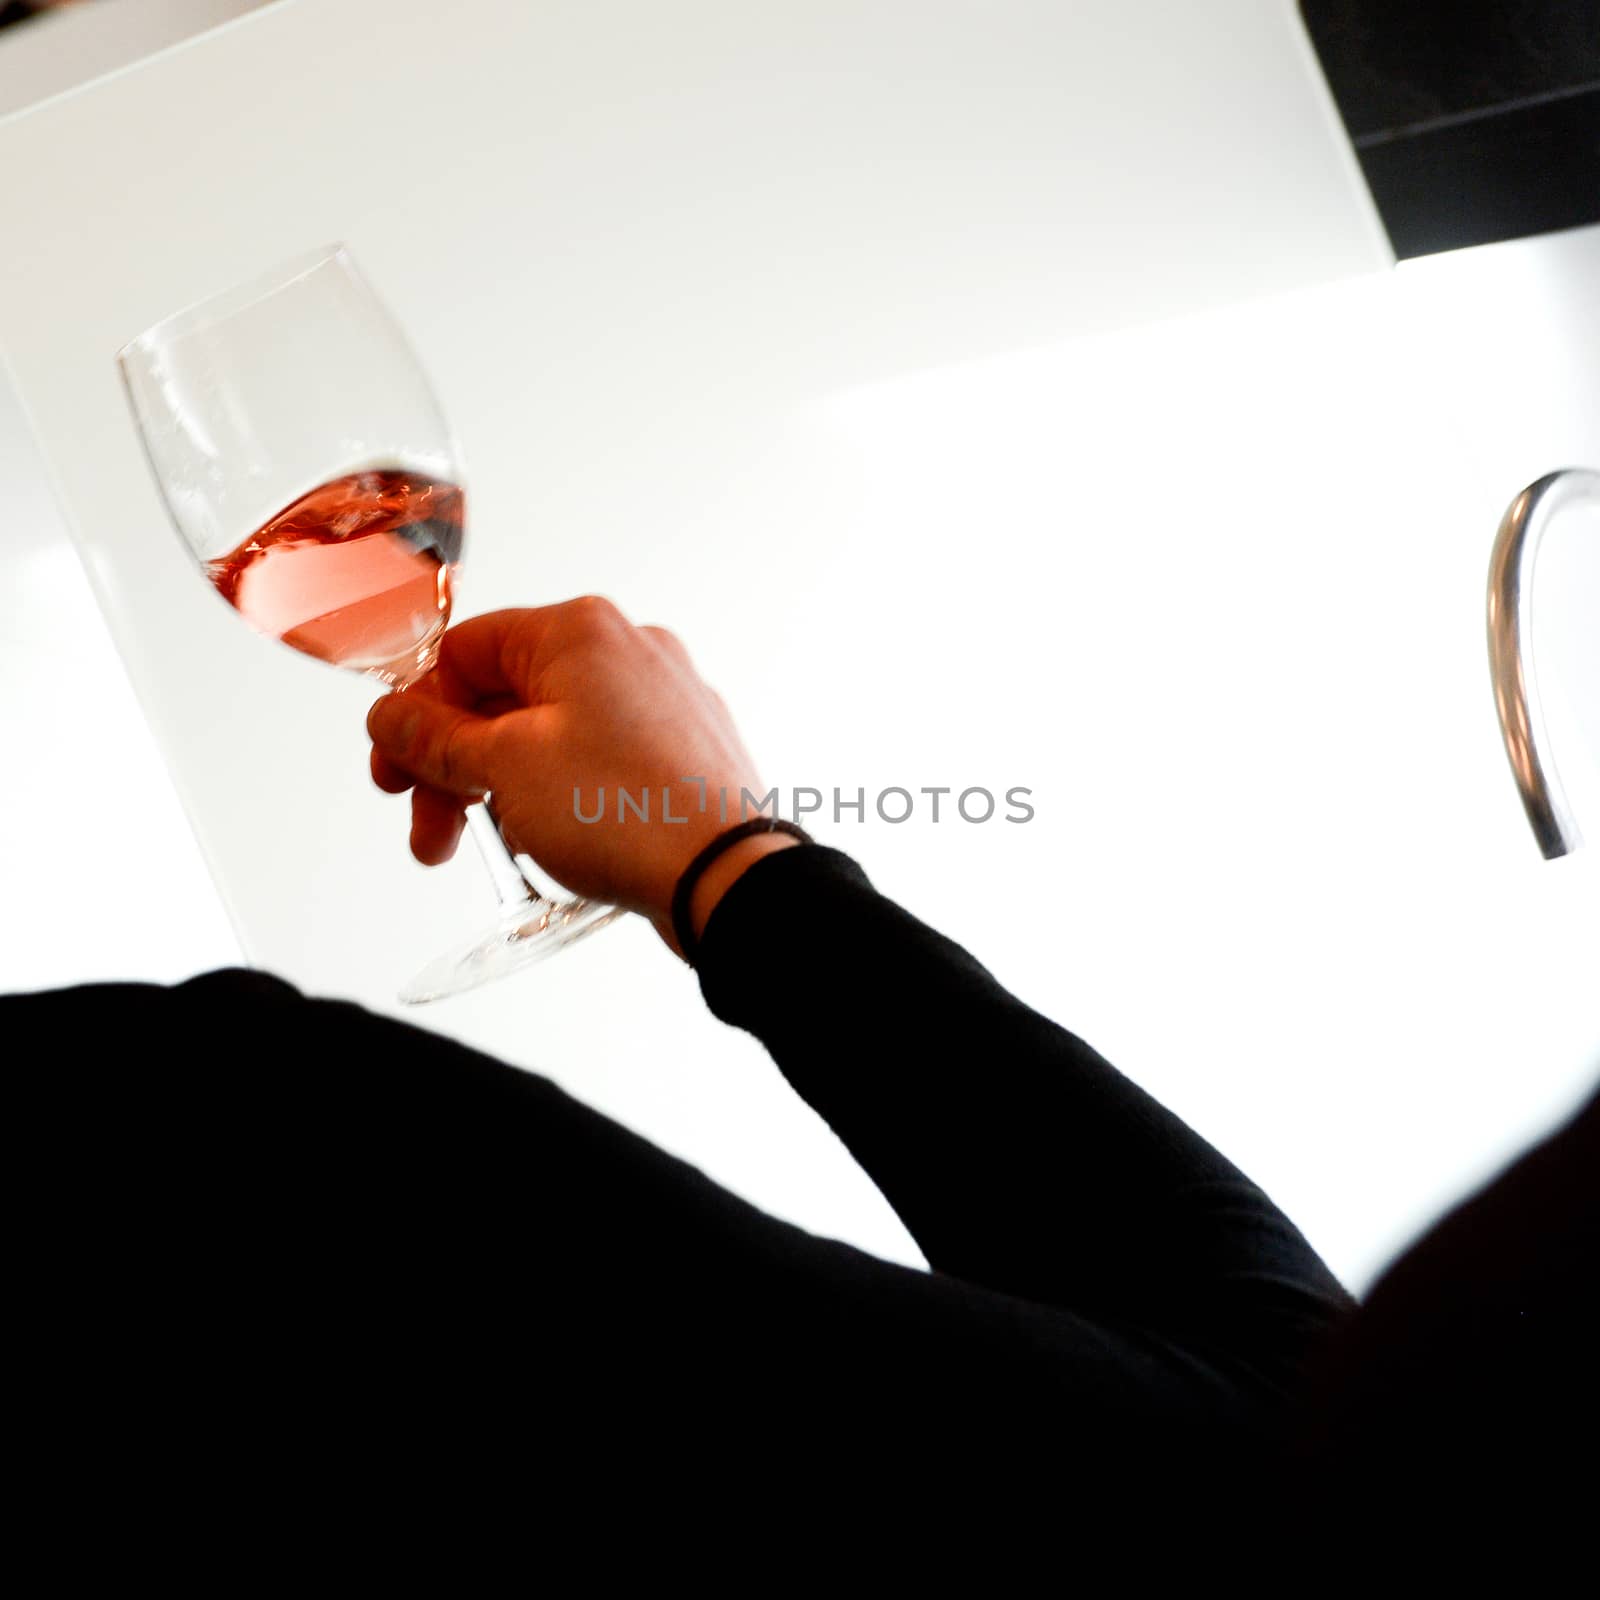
left=116, top=242, right=356, bottom=360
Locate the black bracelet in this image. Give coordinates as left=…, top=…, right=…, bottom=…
left=671, top=817, right=813, bottom=965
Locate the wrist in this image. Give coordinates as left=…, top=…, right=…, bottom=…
left=660, top=820, right=812, bottom=961
left=687, top=831, right=803, bottom=944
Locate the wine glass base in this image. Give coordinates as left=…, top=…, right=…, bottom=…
left=398, top=896, right=626, bottom=1005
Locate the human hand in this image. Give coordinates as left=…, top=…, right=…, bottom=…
left=366, top=598, right=799, bottom=955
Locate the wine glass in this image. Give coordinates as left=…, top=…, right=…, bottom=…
left=118, top=243, right=623, bottom=1003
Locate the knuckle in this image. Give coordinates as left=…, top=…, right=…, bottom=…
left=480, top=716, right=514, bottom=781
left=570, top=593, right=626, bottom=632
left=437, top=717, right=475, bottom=792
left=503, top=635, right=539, bottom=695
left=642, top=624, right=686, bottom=658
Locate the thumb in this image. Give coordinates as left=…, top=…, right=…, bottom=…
left=367, top=690, right=496, bottom=797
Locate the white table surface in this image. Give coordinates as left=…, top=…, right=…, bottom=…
left=1, top=0, right=1595, bottom=1292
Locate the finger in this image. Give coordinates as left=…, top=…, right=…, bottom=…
left=370, top=746, right=416, bottom=795
left=411, top=784, right=469, bottom=865
left=438, top=597, right=632, bottom=702
left=433, top=606, right=575, bottom=701
left=367, top=689, right=497, bottom=797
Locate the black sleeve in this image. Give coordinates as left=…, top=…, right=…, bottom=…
left=694, top=843, right=1355, bottom=1397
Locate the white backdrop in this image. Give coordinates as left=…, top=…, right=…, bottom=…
left=0, top=0, right=268, bottom=118
left=1, top=0, right=1595, bottom=1292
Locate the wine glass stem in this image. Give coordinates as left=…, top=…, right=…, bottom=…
left=387, top=671, right=545, bottom=915
left=466, top=800, right=540, bottom=913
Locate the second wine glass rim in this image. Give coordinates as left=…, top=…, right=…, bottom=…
left=117, top=242, right=356, bottom=359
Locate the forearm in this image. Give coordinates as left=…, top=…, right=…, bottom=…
left=696, top=844, right=1354, bottom=1363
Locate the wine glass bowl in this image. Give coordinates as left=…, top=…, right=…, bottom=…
left=119, top=243, right=621, bottom=1001
left=199, top=465, right=464, bottom=689
left=119, top=245, right=464, bottom=689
